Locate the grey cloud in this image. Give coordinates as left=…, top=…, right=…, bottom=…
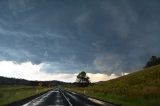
left=94, top=53, right=124, bottom=75
left=0, top=0, right=160, bottom=75
left=8, top=0, right=36, bottom=16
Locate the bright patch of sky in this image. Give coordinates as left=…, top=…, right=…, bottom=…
left=0, top=61, right=118, bottom=82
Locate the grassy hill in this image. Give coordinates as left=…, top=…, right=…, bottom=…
left=68, top=64, right=160, bottom=106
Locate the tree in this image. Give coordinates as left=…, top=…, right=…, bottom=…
left=144, top=56, right=160, bottom=68
left=76, top=71, right=90, bottom=87
left=38, top=82, right=43, bottom=87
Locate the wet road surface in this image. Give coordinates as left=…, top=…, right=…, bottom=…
left=22, top=89, right=118, bottom=106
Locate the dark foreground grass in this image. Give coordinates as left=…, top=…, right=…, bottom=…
left=67, top=65, right=160, bottom=106
left=0, top=85, right=52, bottom=106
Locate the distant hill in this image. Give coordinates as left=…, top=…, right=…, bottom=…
left=0, top=76, right=65, bottom=86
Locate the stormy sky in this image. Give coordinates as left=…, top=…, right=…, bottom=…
left=0, top=0, right=160, bottom=82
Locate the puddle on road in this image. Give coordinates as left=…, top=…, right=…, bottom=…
left=52, top=90, right=59, bottom=93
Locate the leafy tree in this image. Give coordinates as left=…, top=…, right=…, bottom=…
left=38, top=82, right=43, bottom=87
left=76, top=71, right=90, bottom=87
left=144, top=56, right=160, bottom=68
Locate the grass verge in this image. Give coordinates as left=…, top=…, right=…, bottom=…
left=0, top=85, right=52, bottom=106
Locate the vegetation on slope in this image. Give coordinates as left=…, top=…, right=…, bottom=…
left=0, top=85, right=52, bottom=105
left=67, top=64, right=160, bottom=106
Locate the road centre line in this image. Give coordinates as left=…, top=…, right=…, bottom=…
left=60, top=90, right=73, bottom=106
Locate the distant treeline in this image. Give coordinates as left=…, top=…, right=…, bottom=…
left=144, top=56, right=160, bottom=68
left=0, top=76, right=65, bottom=87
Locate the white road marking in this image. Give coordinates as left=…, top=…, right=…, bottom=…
left=88, top=98, right=106, bottom=105
left=60, top=90, right=73, bottom=106
left=67, top=90, right=116, bottom=106
left=71, top=92, right=77, bottom=95
left=88, top=98, right=116, bottom=106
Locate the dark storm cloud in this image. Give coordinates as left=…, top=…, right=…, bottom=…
left=0, top=0, right=160, bottom=74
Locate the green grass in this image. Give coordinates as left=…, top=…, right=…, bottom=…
left=67, top=65, right=160, bottom=106
left=0, top=85, right=52, bottom=106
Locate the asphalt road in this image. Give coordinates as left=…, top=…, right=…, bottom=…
left=21, top=89, right=118, bottom=106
